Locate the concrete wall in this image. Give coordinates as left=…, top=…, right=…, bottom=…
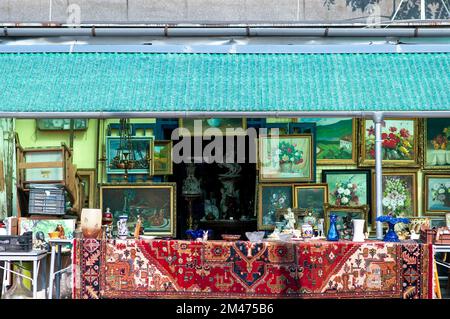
left=0, top=0, right=447, bottom=24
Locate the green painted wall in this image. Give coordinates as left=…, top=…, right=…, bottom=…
left=15, top=119, right=99, bottom=169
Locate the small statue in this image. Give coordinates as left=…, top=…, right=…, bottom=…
left=202, top=230, right=209, bottom=241
left=55, top=224, right=66, bottom=239
left=317, top=218, right=325, bottom=237
left=35, top=231, right=50, bottom=251
left=182, top=163, right=201, bottom=196
left=204, top=199, right=219, bottom=220
left=134, top=215, right=143, bottom=239
left=283, top=208, right=296, bottom=230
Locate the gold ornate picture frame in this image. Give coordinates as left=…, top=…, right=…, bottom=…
left=323, top=204, right=369, bottom=240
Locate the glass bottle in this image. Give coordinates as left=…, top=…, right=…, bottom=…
left=327, top=214, right=340, bottom=241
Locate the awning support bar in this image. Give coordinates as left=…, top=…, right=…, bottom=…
left=374, top=112, right=384, bottom=240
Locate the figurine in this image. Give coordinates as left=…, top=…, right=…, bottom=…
left=204, top=199, right=219, bottom=220
left=202, top=230, right=209, bottom=241
left=35, top=231, right=50, bottom=251
left=182, top=163, right=201, bottom=196
left=55, top=224, right=66, bottom=239
left=283, top=208, right=296, bottom=230
left=317, top=218, right=325, bottom=237
left=134, top=215, right=143, bottom=239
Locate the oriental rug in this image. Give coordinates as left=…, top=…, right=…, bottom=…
left=70, top=239, right=432, bottom=299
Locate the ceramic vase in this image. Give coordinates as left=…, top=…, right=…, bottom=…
left=377, top=215, right=410, bottom=242
left=352, top=219, right=365, bottom=242
left=117, top=215, right=129, bottom=240
left=81, top=208, right=103, bottom=239
left=327, top=214, right=339, bottom=241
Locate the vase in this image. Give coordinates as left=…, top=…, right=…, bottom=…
left=352, top=219, right=365, bottom=242
left=81, top=208, right=103, bottom=239
left=377, top=215, right=410, bottom=242
left=117, top=215, right=129, bottom=240
left=279, top=162, right=292, bottom=173
left=327, top=214, right=339, bottom=241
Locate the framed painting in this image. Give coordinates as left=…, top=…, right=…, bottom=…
left=447, top=213, right=450, bottom=227
left=371, top=170, right=418, bottom=226
left=100, top=184, right=176, bottom=237
left=36, top=119, right=88, bottom=131
left=77, top=169, right=96, bottom=208
left=293, top=184, right=328, bottom=222
left=423, top=174, right=450, bottom=216
left=430, top=218, right=446, bottom=229
left=323, top=204, right=369, bottom=240
left=153, top=140, right=173, bottom=175
left=106, top=136, right=154, bottom=175
left=19, top=218, right=76, bottom=250
left=259, top=134, right=314, bottom=182
left=423, top=118, right=450, bottom=169
left=321, top=169, right=371, bottom=208
left=360, top=119, right=419, bottom=167
left=257, top=183, right=293, bottom=230
left=298, top=118, right=357, bottom=164
left=178, top=118, right=247, bottom=136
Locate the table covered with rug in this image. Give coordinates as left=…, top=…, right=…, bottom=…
left=72, top=239, right=433, bottom=299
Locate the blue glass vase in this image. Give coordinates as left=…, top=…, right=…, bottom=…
left=327, top=214, right=339, bottom=241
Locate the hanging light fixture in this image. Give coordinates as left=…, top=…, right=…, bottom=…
left=111, top=118, right=135, bottom=179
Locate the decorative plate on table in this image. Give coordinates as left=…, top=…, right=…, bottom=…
left=221, top=234, right=241, bottom=241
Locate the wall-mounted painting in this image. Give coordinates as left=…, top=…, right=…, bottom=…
left=423, top=174, right=450, bottom=216
left=322, top=169, right=371, bottom=208
left=153, top=141, right=173, bottom=175
left=323, top=204, right=369, bottom=240
left=293, top=184, right=328, bottom=224
left=259, top=134, right=314, bottom=182
left=178, top=118, right=247, bottom=136
left=371, top=170, right=418, bottom=226
left=100, top=184, right=176, bottom=237
left=257, top=183, right=293, bottom=230
left=298, top=118, right=357, bottom=164
left=106, top=136, right=153, bottom=175
left=36, top=119, right=88, bottom=131
left=424, top=118, right=450, bottom=169
left=360, top=119, right=419, bottom=167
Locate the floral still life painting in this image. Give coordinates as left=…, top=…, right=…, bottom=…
left=322, top=170, right=371, bottom=208
left=424, top=175, right=450, bottom=215
left=259, top=135, right=313, bottom=182
left=258, top=184, right=293, bottom=230
left=380, top=173, right=417, bottom=218
left=361, top=119, right=418, bottom=166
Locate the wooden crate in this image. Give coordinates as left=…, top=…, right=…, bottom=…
left=16, top=142, right=81, bottom=216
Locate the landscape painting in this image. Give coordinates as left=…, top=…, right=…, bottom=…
left=299, top=118, right=356, bottom=164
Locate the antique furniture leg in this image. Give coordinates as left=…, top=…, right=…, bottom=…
left=32, top=259, right=40, bottom=299
left=48, top=244, right=56, bottom=299
left=56, top=244, right=62, bottom=299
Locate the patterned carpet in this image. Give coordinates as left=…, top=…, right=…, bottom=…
left=72, top=239, right=432, bottom=299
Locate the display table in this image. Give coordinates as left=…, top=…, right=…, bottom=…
left=72, top=239, right=433, bottom=299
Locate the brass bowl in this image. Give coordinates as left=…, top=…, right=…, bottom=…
left=48, top=231, right=60, bottom=239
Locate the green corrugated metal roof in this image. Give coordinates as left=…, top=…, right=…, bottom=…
left=0, top=52, right=448, bottom=112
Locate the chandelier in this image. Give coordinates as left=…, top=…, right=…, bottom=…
left=111, top=118, right=135, bottom=179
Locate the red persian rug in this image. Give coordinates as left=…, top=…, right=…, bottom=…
left=71, top=239, right=432, bottom=299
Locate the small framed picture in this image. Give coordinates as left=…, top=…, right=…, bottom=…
left=423, top=173, right=450, bottom=216
left=257, top=183, right=293, bottom=230
left=360, top=119, right=419, bottom=167
left=259, top=134, right=314, bottom=182
left=153, top=140, right=173, bottom=175
left=324, top=204, right=369, bottom=240
left=293, top=183, right=328, bottom=222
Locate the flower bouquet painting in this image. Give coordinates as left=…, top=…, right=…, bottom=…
left=259, top=134, right=313, bottom=182
left=322, top=170, right=371, bottom=208
left=424, top=118, right=450, bottom=169
left=381, top=176, right=415, bottom=217
left=258, top=184, right=293, bottom=230
left=424, top=174, right=450, bottom=215
left=361, top=119, right=418, bottom=166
